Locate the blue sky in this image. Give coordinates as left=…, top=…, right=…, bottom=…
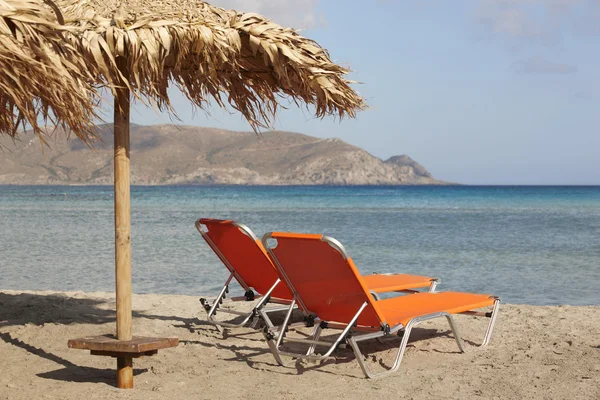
left=127, top=0, right=600, bottom=185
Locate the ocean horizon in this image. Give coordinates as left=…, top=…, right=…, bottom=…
left=1, top=184, right=599, bottom=306
left=3, top=183, right=600, bottom=187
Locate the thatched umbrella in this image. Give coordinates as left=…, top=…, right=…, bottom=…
left=0, top=0, right=99, bottom=144
left=54, top=0, right=365, bottom=388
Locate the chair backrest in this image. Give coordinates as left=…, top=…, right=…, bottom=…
left=263, top=232, right=385, bottom=328
left=197, top=219, right=292, bottom=300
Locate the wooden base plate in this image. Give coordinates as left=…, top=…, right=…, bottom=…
left=68, top=335, right=179, bottom=357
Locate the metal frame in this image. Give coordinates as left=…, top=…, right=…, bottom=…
left=198, top=225, right=439, bottom=335
left=199, top=273, right=292, bottom=332
left=261, top=297, right=500, bottom=379
left=261, top=234, right=312, bottom=317
left=195, top=220, right=293, bottom=332
left=261, top=301, right=369, bottom=365
left=349, top=298, right=501, bottom=378
left=260, top=232, right=501, bottom=379
left=369, top=274, right=439, bottom=301
left=321, top=235, right=350, bottom=259
left=196, top=220, right=252, bottom=293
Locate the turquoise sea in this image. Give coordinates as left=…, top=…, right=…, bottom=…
left=1, top=185, right=599, bottom=306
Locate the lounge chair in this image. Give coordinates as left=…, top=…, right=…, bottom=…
left=195, top=218, right=439, bottom=332
left=260, top=232, right=501, bottom=379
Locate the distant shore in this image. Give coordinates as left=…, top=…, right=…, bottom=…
left=0, top=125, right=447, bottom=186
left=5, top=183, right=600, bottom=187
left=0, top=182, right=460, bottom=187
left=0, top=290, right=598, bottom=399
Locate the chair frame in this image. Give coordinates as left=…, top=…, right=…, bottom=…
left=260, top=233, right=501, bottom=379
left=196, top=219, right=292, bottom=332
left=196, top=220, right=439, bottom=333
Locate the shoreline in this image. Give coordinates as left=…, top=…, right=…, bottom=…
left=1, top=288, right=598, bottom=307
left=1, top=290, right=598, bottom=399
left=4, top=183, right=600, bottom=188
left=0, top=183, right=459, bottom=187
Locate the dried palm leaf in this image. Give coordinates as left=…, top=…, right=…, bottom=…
left=0, top=0, right=100, bottom=145
left=55, top=0, right=365, bottom=131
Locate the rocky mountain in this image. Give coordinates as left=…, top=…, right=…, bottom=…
left=0, top=124, right=448, bottom=185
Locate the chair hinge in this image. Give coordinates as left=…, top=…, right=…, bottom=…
left=381, top=324, right=391, bottom=335
left=199, top=298, right=211, bottom=312
left=304, top=315, right=316, bottom=328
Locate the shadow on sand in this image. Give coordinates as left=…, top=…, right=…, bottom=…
left=0, top=291, right=202, bottom=328
left=0, top=291, right=468, bottom=381
left=0, top=292, right=183, bottom=386
left=182, top=323, right=457, bottom=378
left=0, top=332, right=148, bottom=386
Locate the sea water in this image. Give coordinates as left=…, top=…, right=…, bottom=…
left=0, top=185, right=599, bottom=306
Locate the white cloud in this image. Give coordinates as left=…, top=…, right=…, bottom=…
left=472, top=0, right=600, bottom=73
left=514, top=56, right=578, bottom=74
left=211, top=0, right=322, bottom=29
left=475, top=0, right=593, bottom=44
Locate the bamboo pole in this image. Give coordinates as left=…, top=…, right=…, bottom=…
left=113, top=56, right=133, bottom=389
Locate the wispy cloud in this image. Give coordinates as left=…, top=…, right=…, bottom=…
left=473, top=0, right=599, bottom=73
left=475, top=0, right=594, bottom=44
left=212, top=0, right=322, bottom=29
left=514, top=56, right=578, bottom=74
left=573, top=91, right=594, bottom=100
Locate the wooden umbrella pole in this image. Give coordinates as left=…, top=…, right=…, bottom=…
left=113, top=56, right=133, bottom=389
left=68, top=52, right=177, bottom=391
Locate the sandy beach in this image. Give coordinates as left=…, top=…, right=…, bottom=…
left=0, top=290, right=598, bottom=399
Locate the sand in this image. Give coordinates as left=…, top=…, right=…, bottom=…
left=0, top=290, right=598, bottom=399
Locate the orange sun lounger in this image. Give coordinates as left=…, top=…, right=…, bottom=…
left=196, top=218, right=439, bottom=331
left=260, top=232, right=501, bottom=379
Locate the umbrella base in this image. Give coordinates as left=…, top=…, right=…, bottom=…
left=68, top=335, right=179, bottom=389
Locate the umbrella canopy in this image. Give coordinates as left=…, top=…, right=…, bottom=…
left=56, top=0, right=365, bottom=128
left=52, top=0, right=365, bottom=389
left=0, top=0, right=99, bottom=144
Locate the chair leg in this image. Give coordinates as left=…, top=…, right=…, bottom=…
left=306, top=325, right=322, bottom=356
left=260, top=300, right=296, bottom=366
left=477, top=298, right=501, bottom=347
left=249, top=314, right=260, bottom=329
left=454, top=299, right=501, bottom=348
left=202, top=277, right=289, bottom=332
left=429, top=279, right=439, bottom=292
left=444, top=314, right=466, bottom=353
left=202, top=295, right=258, bottom=333
left=262, top=327, right=295, bottom=367
left=200, top=274, right=234, bottom=332
left=258, top=307, right=275, bottom=330
left=441, top=299, right=500, bottom=352
left=348, top=321, right=414, bottom=379
left=261, top=302, right=368, bottom=367
left=348, top=311, right=467, bottom=379
left=349, top=301, right=500, bottom=379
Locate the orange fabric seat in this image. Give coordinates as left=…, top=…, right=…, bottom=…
left=260, top=231, right=501, bottom=379
left=375, top=291, right=496, bottom=327
left=199, top=218, right=293, bottom=300
left=198, top=218, right=437, bottom=301
left=264, top=232, right=496, bottom=328
left=361, top=273, right=437, bottom=293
